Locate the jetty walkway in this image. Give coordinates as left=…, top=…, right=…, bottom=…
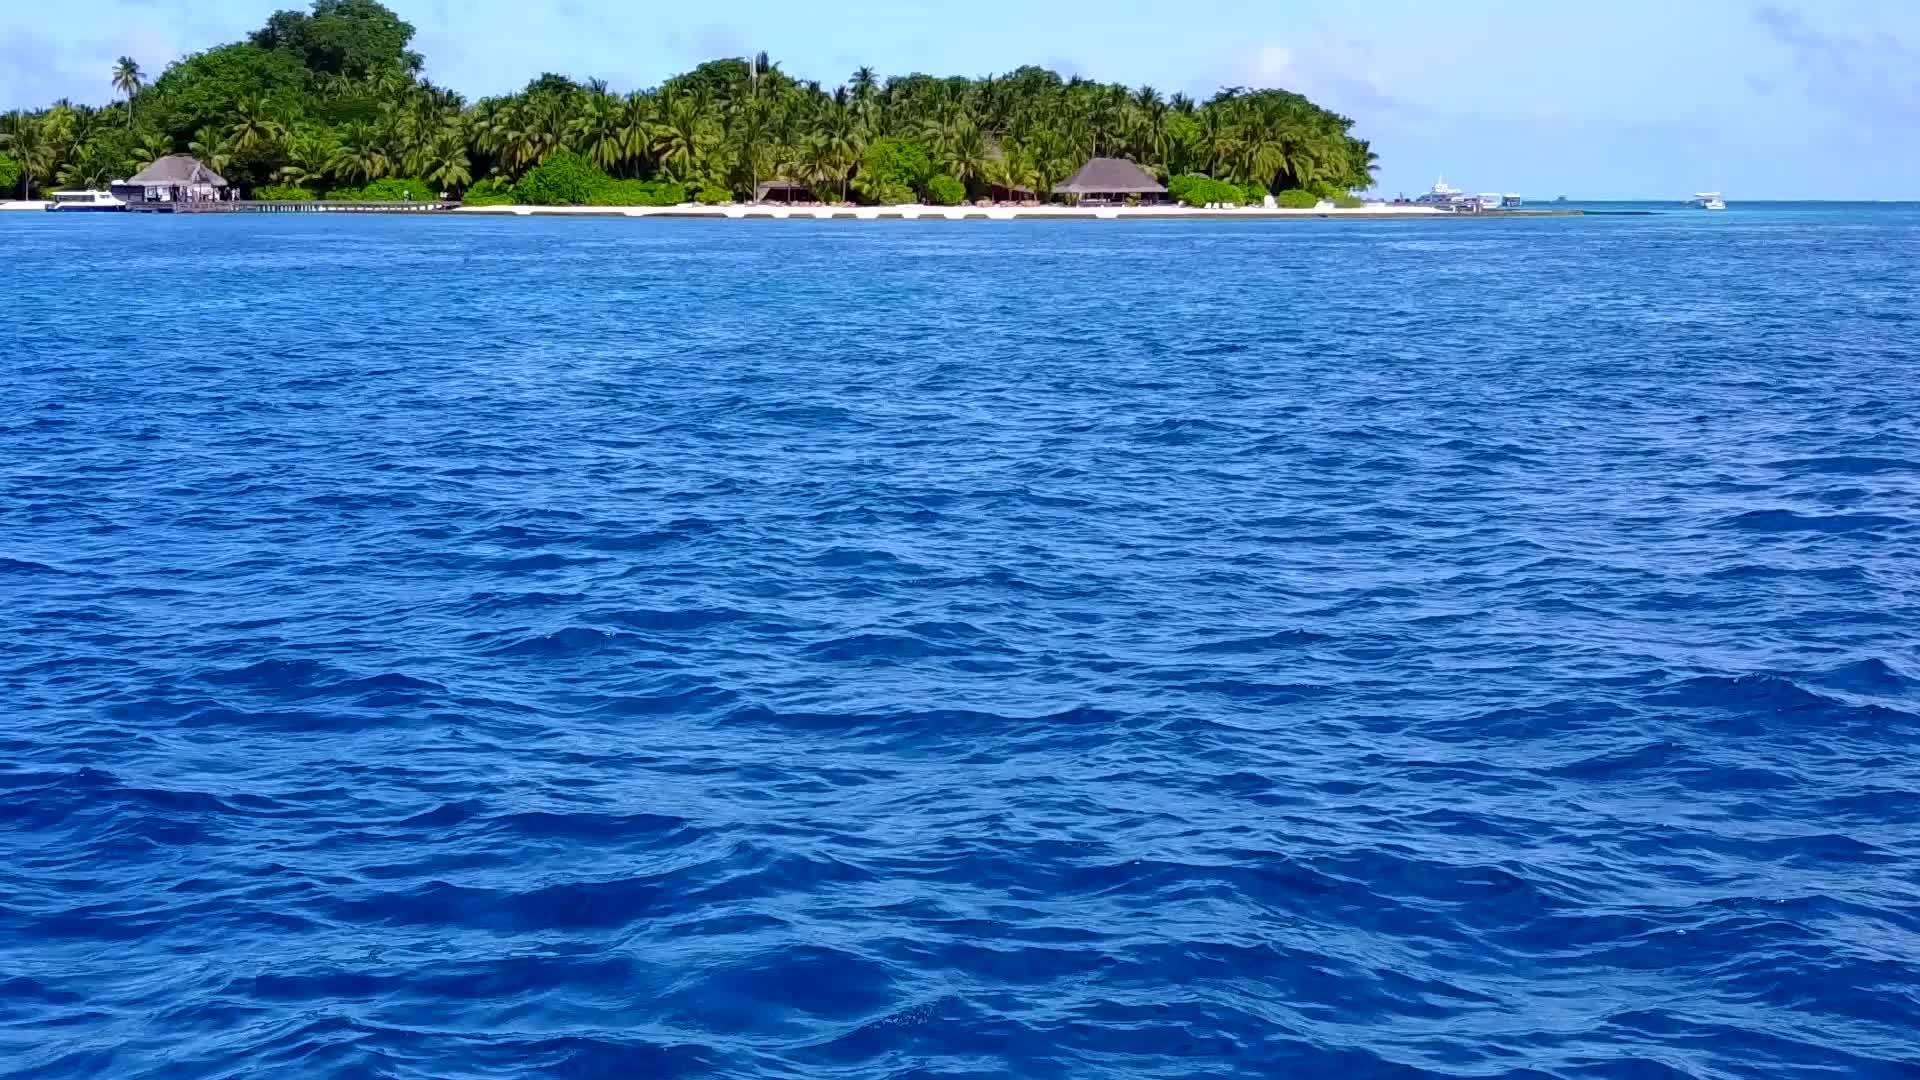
left=129, top=200, right=460, bottom=215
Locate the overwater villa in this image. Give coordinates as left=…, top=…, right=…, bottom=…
left=113, top=155, right=228, bottom=207
left=1053, top=157, right=1168, bottom=206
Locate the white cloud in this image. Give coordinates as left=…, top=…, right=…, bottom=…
left=1752, top=4, right=1920, bottom=143
left=1233, top=36, right=1423, bottom=123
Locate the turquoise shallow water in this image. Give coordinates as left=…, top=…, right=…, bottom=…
left=2, top=209, right=1919, bottom=1078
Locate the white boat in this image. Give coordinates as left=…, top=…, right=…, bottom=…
left=1502, top=193, right=1523, bottom=209
left=1686, top=192, right=1727, bottom=211
left=1414, top=176, right=1466, bottom=205
left=1476, top=192, right=1502, bottom=211
left=45, top=189, right=127, bottom=212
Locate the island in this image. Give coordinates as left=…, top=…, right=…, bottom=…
left=0, top=0, right=1390, bottom=214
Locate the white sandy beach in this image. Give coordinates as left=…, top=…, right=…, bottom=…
left=3, top=200, right=1549, bottom=220
left=453, top=202, right=1452, bottom=221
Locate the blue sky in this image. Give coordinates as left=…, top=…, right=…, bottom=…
left=5, top=0, right=1917, bottom=198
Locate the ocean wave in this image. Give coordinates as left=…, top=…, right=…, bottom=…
left=1720, top=508, right=1909, bottom=533
left=4, top=213, right=1919, bottom=1078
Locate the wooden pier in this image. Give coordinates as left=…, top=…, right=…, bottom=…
left=128, top=200, right=461, bottom=215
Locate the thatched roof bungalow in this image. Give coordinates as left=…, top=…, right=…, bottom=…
left=754, top=179, right=812, bottom=204
left=113, top=156, right=228, bottom=205
left=1053, top=157, right=1167, bottom=204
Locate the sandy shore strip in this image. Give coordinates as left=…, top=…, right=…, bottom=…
left=3, top=200, right=1578, bottom=219
left=454, top=203, right=1580, bottom=221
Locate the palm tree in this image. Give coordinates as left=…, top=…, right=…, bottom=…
left=1353, top=140, right=1379, bottom=189
left=465, top=98, right=510, bottom=174
left=1198, top=108, right=1235, bottom=178
left=1024, top=125, right=1074, bottom=197
left=111, top=58, right=143, bottom=128
left=651, top=93, right=714, bottom=185
left=849, top=67, right=880, bottom=133
left=420, top=135, right=471, bottom=193
left=785, top=132, right=849, bottom=201
left=567, top=93, right=628, bottom=173
left=940, top=116, right=989, bottom=192
left=58, top=142, right=124, bottom=189
left=227, top=96, right=288, bottom=158
left=326, top=122, right=388, bottom=185
left=987, top=138, right=1039, bottom=202
left=1, top=114, right=55, bottom=199
left=728, top=94, right=773, bottom=201
left=132, top=133, right=172, bottom=164
left=277, top=129, right=335, bottom=188
left=976, top=75, right=1008, bottom=133
left=515, top=93, right=570, bottom=169
left=37, top=104, right=81, bottom=177
left=734, top=53, right=782, bottom=199
left=749, top=51, right=778, bottom=98
left=814, top=104, right=862, bottom=202
left=189, top=125, right=234, bottom=174
left=1226, top=100, right=1286, bottom=190
left=917, top=114, right=954, bottom=166
left=617, top=93, right=656, bottom=174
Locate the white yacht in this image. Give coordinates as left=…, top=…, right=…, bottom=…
left=1415, top=176, right=1467, bottom=206
left=1686, top=192, right=1727, bottom=211
left=1476, top=192, right=1503, bottom=211
left=45, top=189, right=127, bottom=212
left=1502, top=193, right=1523, bottom=209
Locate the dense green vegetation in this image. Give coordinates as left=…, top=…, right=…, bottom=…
left=926, top=174, right=967, bottom=206
left=254, top=182, right=315, bottom=200
left=0, top=0, right=1377, bottom=205
left=324, top=176, right=437, bottom=201
left=1169, top=175, right=1259, bottom=208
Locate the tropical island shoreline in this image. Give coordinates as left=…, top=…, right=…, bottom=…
left=0, top=198, right=1581, bottom=220
left=1, top=1, right=1419, bottom=219
left=452, top=203, right=1580, bottom=220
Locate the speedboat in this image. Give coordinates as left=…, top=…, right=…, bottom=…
left=1686, top=192, right=1727, bottom=210
left=45, top=189, right=127, bottom=212
left=1502, top=193, right=1523, bottom=208
left=1476, top=192, right=1502, bottom=211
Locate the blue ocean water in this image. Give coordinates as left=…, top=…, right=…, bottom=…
left=3, top=208, right=1919, bottom=1079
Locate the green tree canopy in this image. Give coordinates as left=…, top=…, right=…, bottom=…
left=0, top=2, right=1378, bottom=203
left=144, top=44, right=308, bottom=145
left=251, top=0, right=422, bottom=77
left=513, top=149, right=602, bottom=206
left=860, top=137, right=932, bottom=193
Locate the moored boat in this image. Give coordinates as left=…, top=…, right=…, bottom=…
left=1415, top=176, right=1466, bottom=206
left=45, top=189, right=128, bottom=212
left=1502, top=193, right=1522, bottom=209
left=1686, top=192, right=1727, bottom=210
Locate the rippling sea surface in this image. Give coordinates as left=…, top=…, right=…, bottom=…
left=4, top=208, right=1919, bottom=1079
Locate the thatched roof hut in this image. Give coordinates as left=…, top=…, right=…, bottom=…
left=754, top=179, right=812, bottom=203
left=1053, top=157, right=1166, bottom=198
left=126, top=155, right=227, bottom=188
left=115, top=155, right=228, bottom=206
